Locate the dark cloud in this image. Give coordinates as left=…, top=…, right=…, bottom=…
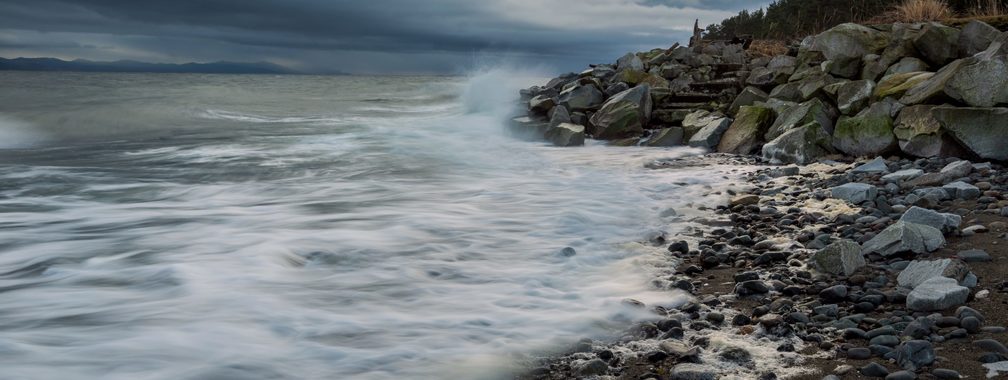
left=0, top=0, right=767, bottom=74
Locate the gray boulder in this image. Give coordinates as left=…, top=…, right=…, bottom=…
left=646, top=127, right=684, bottom=147
left=545, top=123, right=586, bottom=147
left=941, top=160, right=973, bottom=179
left=898, top=259, right=970, bottom=289
left=588, top=85, right=652, bottom=140
left=687, top=116, right=733, bottom=149
left=548, top=105, right=570, bottom=128
left=862, top=221, right=945, bottom=257
left=837, top=80, right=875, bottom=115
left=882, top=169, right=923, bottom=182
left=832, top=113, right=897, bottom=157
left=944, top=44, right=1008, bottom=107
left=616, top=52, right=644, bottom=72
left=900, top=58, right=968, bottom=105
left=717, top=106, right=775, bottom=154
left=933, top=106, right=1008, bottom=160
left=528, top=95, right=556, bottom=115
left=811, top=23, right=890, bottom=78
left=913, top=23, right=960, bottom=66
left=729, top=86, right=769, bottom=115
left=761, top=121, right=834, bottom=165
left=765, top=98, right=835, bottom=141
left=811, top=239, right=865, bottom=276
left=885, top=57, right=930, bottom=76
left=943, top=181, right=981, bottom=200
left=831, top=183, right=877, bottom=204
left=907, top=277, right=970, bottom=311
left=959, top=20, right=1003, bottom=57
left=558, top=84, right=604, bottom=111
left=900, top=206, right=961, bottom=233
left=894, top=105, right=967, bottom=158
left=509, top=117, right=549, bottom=141
left=852, top=157, right=889, bottom=173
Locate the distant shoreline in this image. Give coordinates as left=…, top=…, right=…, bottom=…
left=0, top=57, right=350, bottom=76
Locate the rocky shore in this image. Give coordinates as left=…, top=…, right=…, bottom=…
left=513, top=18, right=1008, bottom=380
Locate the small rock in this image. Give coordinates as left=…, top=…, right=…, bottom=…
left=832, top=183, right=878, bottom=204
left=931, top=369, right=960, bottom=379
left=974, top=339, right=1008, bottom=355
left=860, top=362, right=890, bottom=377
left=943, top=181, right=981, bottom=200
left=895, top=340, right=935, bottom=371
left=576, top=358, right=609, bottom=376
left=907, top=277, right=970, bottom=311
left=853, top=157, right=890, bottom=174
left=731, top=194, right=760, bottom=207
left=669, top=363, right=716, bottom=380
left=959, top=249, right=992, bottom=263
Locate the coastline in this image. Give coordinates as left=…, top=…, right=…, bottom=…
left=519, top=154, right=1008, bottom=379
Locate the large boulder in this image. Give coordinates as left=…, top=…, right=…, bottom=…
left=549, top=105, right=571, bottom=128
left=811, top=239, right=866, bottom=276
left=616, top=52, right=644, bottom=72
left=907, top=277, right=970, bottom=311
left=509, top=116, right=548, bottom=141
left=861, top=221, right=945, bottom=257
left=958, top=20, right=1003, bottom=57
left=832, top=113, right=897, bottom=157
left=875, top=72, right=934, bottom=99
left=545, top=123, right=586, bottom=147
left=897, top=259, right=970, bottom=289
left=900, top=58, right=968, bottom=105
left=944, top=44, right=1008, bottom=107
left=913, top=23, right=960, bottom=66
left=588, top=85, right=652, bottom=140
left=729, top=86, right=769, bottom=115
left=687, top=116, right=733, bottom=149
left=558, top=84, right=604, bottom=111
left=717, top=106, right=775, bottom=154
left=811, top=23, right=890, bottom=78
left=885, top=57, right=930, bottom=76
left=900, top=206, right=961, bottom=233
left=646, top=127, right=684, bottom=147
left=894, top=105, right=968, bottom=158
left=682, top=110, right=726, bottom=140
left=765, top=98, right=835, bottom=141
left=932, top=106, right=1008, bottom=160
left=837, top=80, right=875, bottom=115
left=529, top=95, right=556, bottom=115
left=762, top=122, right=834, bottom=165
left=831, top=182, right=877, bottom=204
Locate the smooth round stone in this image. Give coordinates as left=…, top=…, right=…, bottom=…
left=860, top=362, right=890, bottom=377
left=962, top=316, right=982, bottom=333
left=848, top=347, right=872, bottom=359
left=931, top=369, right=960, bottom=379
left=870, top=335, right=900, bottom=347
left=885, top=370, right=916, bottom=380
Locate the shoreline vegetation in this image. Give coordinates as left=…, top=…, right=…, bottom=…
left=512, top=0, right=1008, bottom=378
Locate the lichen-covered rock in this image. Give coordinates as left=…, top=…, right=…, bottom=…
left=901, top=58, right=968, bottom=105
left=837, top=80, right=875, bottom=115
left=762, top=121, right=834, bottom=165
left=682, top=110, right=721, bottom=139
left=717, top=106, right=775, bottom=154
left=811, top=239, right=865, bottom=276
left=958, top=20, right=1003, bottom=57
left=832, top=113, right=897, bottom=157
left=875, top=72, right=934, bottom=99
left=766, top=98, right=835, bottom=141
left=588, top=85, right=652, bottom=140
left=894, top=105, right=966, bottom=158
left=545, top=123, right=586, bottom=147
left=932, top=106, right=1008, bottom=160
left=913, top=23, right=960, bottom=66
left=646, top=127, right=684, bottom=147
left=944, top=44, right=1008, bottom=107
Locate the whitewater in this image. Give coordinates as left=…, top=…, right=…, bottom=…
left=0, top=70, right=736, bottom=379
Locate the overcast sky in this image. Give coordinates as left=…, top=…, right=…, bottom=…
left=0, top=0, right=768, bottom=74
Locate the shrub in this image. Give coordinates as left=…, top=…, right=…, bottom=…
left=893, top=0, right=954, bottom=22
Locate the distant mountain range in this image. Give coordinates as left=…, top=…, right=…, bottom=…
left=0, top=57, right=349, bottom=75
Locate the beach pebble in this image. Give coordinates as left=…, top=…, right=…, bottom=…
left=860, top=362, right=890, bottom=377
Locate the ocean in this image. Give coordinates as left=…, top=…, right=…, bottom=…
left=0, top=70, right=733, bottom=379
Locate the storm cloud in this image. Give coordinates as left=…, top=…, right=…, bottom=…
left=0, top=0, right=769, bottom=74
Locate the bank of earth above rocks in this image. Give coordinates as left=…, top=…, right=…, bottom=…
left=513, top=20, right=1008, bottom=165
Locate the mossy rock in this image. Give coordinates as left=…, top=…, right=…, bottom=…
left=717, top=106, right=775, bottom=154
left=832, top=114, right=897, bottom=157
left=874, top=72, right=934, bottom=99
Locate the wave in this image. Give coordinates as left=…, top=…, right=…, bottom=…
left=0, top=114, right=45, bottom=149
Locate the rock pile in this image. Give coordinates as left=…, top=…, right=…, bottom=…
left=514, top=20, right=1008, bottom=163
